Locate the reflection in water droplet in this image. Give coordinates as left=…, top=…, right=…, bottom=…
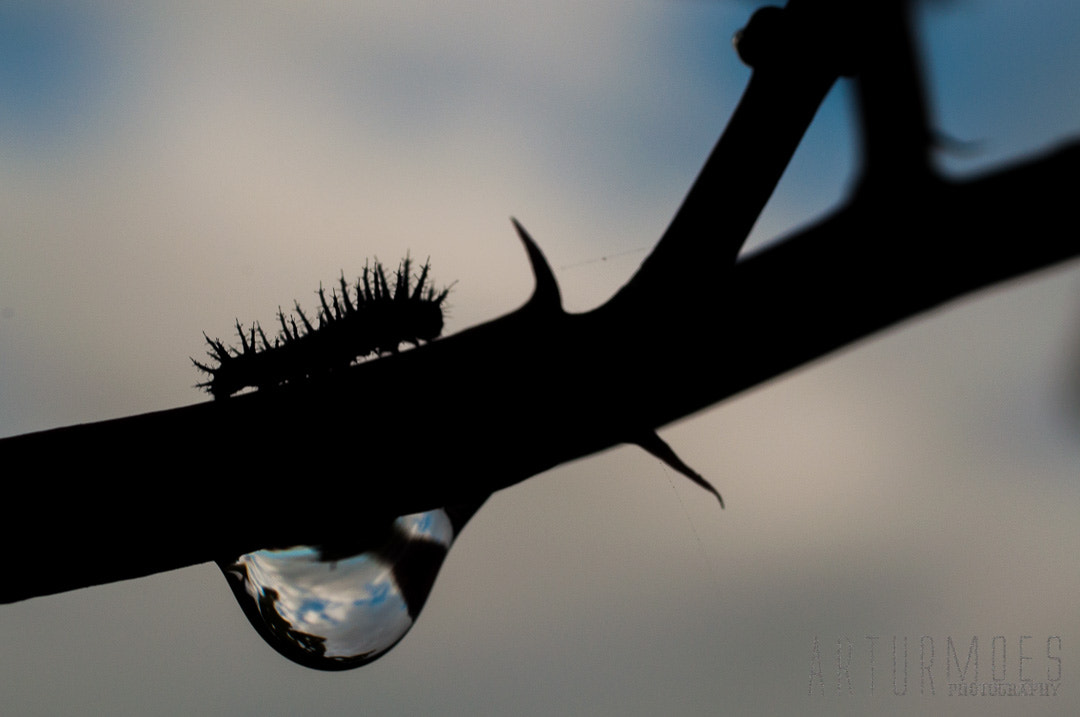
left=218, top=502, right=483, bottom=671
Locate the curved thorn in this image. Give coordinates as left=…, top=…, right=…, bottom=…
left=633, top=431, right=723, bottom=508
left=511, top=218, right=562, bottom=312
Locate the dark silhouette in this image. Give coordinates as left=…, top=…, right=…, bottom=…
left=1, top=0, right=1077, bottom=605
left=193, top=256, right=451, bottom=399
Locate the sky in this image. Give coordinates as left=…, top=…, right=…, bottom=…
left=2, top=1, right=1079, bottom=715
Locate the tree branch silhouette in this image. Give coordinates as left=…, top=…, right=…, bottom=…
left=2, top=0, right=1077, bottom=603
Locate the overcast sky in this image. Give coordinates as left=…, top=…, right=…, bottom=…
left=2, top=2, right=1079, bottom=715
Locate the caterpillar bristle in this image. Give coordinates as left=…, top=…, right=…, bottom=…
left=339, top=274, right=355, bottom=314
left=395, top=256, right=413, bottom=301
left=193, top=256, right=452, bottom=399
left=411, top=262, right=429, bottom=301
left=203, top=333, right=231, bottom=363
left=360, top=266, right=371, bottom=303
left=236, top=321, right=257, bottom=355
left=257, top=324, right=273, bottom=351
left=191, top=357, right=213, bottom=374
left=293, top=302, right=316, bottom=334
left=275, top=308, right=292, bottom=342
left=375, top=263, right=391, bottom=301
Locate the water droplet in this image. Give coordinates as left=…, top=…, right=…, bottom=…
left=218, top=502, right=483, bottom=670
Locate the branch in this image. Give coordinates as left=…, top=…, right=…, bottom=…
left=2, top=2, right=1077, bottom=603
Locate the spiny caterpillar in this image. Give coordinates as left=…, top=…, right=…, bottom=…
left=193, top=256, right=451, bottom=399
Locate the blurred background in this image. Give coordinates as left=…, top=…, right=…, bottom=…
left=2, top=1, right=1078, bottom=715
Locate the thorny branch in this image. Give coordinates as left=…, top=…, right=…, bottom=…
left=2, top=0, right=1078, bottom=603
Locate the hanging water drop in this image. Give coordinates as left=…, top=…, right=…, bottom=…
left=217, top=502, right=483, bottom=671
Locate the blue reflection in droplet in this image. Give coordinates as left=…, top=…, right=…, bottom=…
left=218, top=503, right=482, bottom=671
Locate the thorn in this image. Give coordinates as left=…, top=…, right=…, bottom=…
left=633, top=431, right=723, bottom=508
left=510, top=218, right=562, bottom=312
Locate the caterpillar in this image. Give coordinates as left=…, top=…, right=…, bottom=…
left=193, top=256, right=451, bottom=399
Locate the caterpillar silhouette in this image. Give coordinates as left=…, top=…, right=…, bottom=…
left=193, top=256, right=451, bottom=399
